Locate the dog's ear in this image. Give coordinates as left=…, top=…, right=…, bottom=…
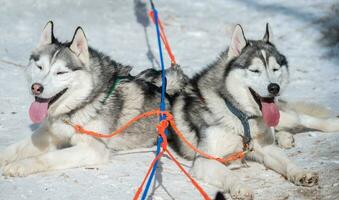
left=228, top=24, right=247, bottom=59
left=70, top=27, right=90, bottom=65
left=263, top=23, right=273, bottom=43
left=38, top=21, right=54, bottom=48
left=214, top=192, right=226, bottom=200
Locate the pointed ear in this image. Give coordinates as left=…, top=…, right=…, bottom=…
left=263, top=23, right=273, bottom=43
left=70, top=27, right=89, bottom=65
left=228, top=24, right=247, bottom=59
left=38, top=21, right=54, bottom=48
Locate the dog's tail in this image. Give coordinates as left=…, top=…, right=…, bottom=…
left=287, top=101, right=332, bottom=118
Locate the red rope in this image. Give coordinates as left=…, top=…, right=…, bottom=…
left=149, top=11, right=176, bottom=65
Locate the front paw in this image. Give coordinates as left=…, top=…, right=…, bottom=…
left=288, top=170, right=319, bottom=187
left=276, top=131, right=295, bottom=149
left=230, top=184, right=253, bottom=200
left=2, top=158, right=44, bottom=177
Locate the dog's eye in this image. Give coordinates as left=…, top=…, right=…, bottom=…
left=249, top=69, right=260, bottom=73
left=56, top=71, right=68, bottom=75
left=273, top=68, right=280, bottom=72
left=36, top=65, right=42, bottom=70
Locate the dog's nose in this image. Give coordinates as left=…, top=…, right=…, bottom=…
left=31, top=83, right=44, bottom=95
left=268, top=83, right=280, bottom=95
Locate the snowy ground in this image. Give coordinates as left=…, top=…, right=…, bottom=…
left=0, top=0, right=338, bottom=199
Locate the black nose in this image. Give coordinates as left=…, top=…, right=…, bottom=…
left=31, top=83, right=44, bottom=95
left=268, top=83, right=280, bottom=95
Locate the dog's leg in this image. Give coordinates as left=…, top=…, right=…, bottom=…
left=0, top=124, right=58, bottom=166
left=247, top=143, right=318, bottom=187
left=275, top=131, right=295, bottom=149
left=193, top=157, right=253, bottom=200
left=192, top=126, right=253, bottom=200
left=278, top=109, right=339, bottom=132
left=2, top=135, right=109, bottom=177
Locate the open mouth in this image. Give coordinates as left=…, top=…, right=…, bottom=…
left=249, top=88, right=275, bottom=110
left=35, top=88, right=68, bottom=108
left=249, top=88, right=280, bottom=127
left=29, top=88, right=68, bottom=123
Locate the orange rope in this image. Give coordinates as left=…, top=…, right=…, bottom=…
left=65, top=109, right=248, bottom=200
left=149, top=11, right=176, bottom=65
left=64, top=109, right=246, bottom=165
left=133, top=120, right=210, bottom=200
left=133, top=149, right=165, bottom=200
left=64, top=110, right=162, bottom=138
left=165, top=149, right=211, bottom=200
left=168, top=118, right=247, bottom=164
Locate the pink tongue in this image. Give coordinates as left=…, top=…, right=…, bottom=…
left=29, top=101, right=49, bottom=123
left=261, top=101, right=280, bottom=127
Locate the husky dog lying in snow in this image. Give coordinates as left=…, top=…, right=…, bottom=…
left=0, top=21, right=187, bottom=177
left=170, top=24, right=339, bottom=199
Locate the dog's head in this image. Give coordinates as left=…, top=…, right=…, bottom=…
left=27, top=21, right=131, bottom=123
left=223, top=24, right=289, bottom=127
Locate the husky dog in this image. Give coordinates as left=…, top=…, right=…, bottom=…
left=0, top=21, right=186, bottom=176
left=170, top=24, right=339, bottom=199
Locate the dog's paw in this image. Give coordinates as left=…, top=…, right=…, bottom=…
left=2, top=158, right=44, bottom=177
left=230, top=185, right=253, bottom=200
left=276, top=131, right=295, bottom=149
left=289, top=170, right=319, bottom=187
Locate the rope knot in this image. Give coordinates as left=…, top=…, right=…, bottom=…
left=157, top=120, right=169, bottom=150
left=157, top=120, right=169, bottom=133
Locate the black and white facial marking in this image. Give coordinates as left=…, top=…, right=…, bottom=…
left=27, top=21, right=93, bottom=116
left=224, top=24, right=289, bottom=115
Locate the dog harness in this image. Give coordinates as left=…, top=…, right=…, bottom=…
left=101, top=76, right=130, bottom=104
left=224, top=98, right=255, bottom=147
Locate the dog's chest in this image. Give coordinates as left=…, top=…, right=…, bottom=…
left=250, top=118, right=274, bottom=145
left=49, top=120, right=75, bottom=139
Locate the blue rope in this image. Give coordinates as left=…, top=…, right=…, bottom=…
left=141, top=1, right=168, bottom=199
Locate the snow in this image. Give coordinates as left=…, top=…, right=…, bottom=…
left=0, top=0, right=338, bottom=199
